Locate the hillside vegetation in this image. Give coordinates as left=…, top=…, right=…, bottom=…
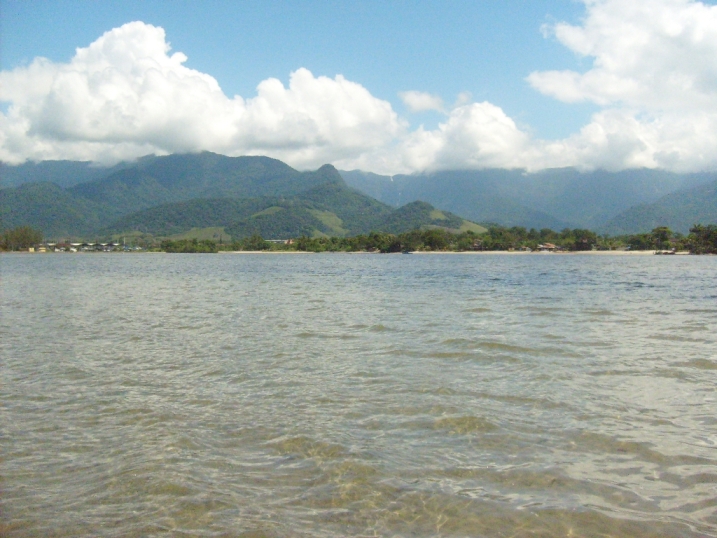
left=105, top=182, right=483, bottom=240
left=1, top=152, right=484, bottom=240
left=3, top=152, right=714, bottom=239
left=0, top=182, right=108, bottom=236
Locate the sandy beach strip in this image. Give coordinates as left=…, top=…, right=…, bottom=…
left=219, top=250, right=313, bottom=254
left=406, top=250, right=669, bottom=255
left=217, top=249, right=690, bottom=255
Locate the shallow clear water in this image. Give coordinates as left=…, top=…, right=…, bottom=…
left=2, top=253, right=716, bottom=537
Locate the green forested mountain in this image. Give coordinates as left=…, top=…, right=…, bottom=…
left=600, top=179, right=717, bottom=235
left=104, top=196, right=353, bottom=239
left=68, top=152, right=324, bottom=220
left=1, top=151, right=483, bottom=240
left=370, top=201, right=477, bottom=234
left=293, top=176, right=394, bottom=233
left=0, top=182, right=108, bottom=237
left=104, top=198, right=269, bottom=237
left=5, top=151, right=713, bottom=239
left=340, top=168, right=715, bottom=231
left=1, top=153, right=388, bottom=238
left=103, top=172, right=483, bottom=240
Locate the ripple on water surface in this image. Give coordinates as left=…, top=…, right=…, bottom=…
left=1, top=253, right=716, bottom=537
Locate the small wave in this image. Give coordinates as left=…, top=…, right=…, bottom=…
left=434, top=415, right=499, bottom=434
left=679, top=359, right=717, bottom=370
left=476, top=391, right=574, bottom=410
left=428, top=351, right=480, bottom=359
left=517, top=306, right=567, bottom=313
left=436, top=338, right=578, bottom=359
left=292, top=332, right=361, bottom=340
left=583, top=309, right=614, bottom=316
left=441, top=338, right=537, bottom=354
left=568, top=432, right=715, bottom=466
left=649, top=334, right=710, bottom=343
left=475, top=341, right=535, bottom=354
left=268, top=435, right=348, bottom=460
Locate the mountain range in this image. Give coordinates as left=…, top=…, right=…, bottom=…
left=2, top=152, right=715, bottom=238
left=339, top=168, right=717, bottom=234
left=0, top=153, right=483, bottom=240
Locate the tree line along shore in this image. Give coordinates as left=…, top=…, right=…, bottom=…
left=4, top=224, right=715, bottom=255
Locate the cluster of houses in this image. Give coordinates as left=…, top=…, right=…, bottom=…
left=29, top=242, right=143, bottom=253
left=467, top=237, right=567, bottom=252
left=534, top=243, right=563, bottom=252
left=506, top=243, right=565, bottom=252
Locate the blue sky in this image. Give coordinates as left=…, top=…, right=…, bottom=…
left=1, top=0, right=716, bottom=173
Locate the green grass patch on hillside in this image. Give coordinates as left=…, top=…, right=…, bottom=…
left=308, top=210, right=348, bottom=235
left=420, top=220, right=487, bottom=235
left=459, top=221, right=488, bottom=234
left=251, top=206, right=284, bottom=218
left=429, top=209, right=448, bottom=220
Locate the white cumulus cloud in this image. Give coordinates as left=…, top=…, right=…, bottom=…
left=521, top=0, right=717, bottom=172
left=0, top=22, right=404, bottom=168
left=398, top=91, right=445, bottom=113
left=528, top=0, right=717, bottom=111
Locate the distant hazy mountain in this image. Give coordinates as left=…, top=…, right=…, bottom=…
left=416, top=170, right=565, bottom=229
left=1, top=160, right=129, bottom=189
left=510, top=168, right=711, bottom=228
left=600, top=178, right=717, bottom=235
left=340, top=169, right=569, bottom=230
left=340, top=168, right=715, bottom=231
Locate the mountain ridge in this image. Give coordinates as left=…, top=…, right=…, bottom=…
left=340, top=167, right=716, bottom=232
left=3, top=152, right=715, bottom=237
left=1, top=153, right=484, bottom=239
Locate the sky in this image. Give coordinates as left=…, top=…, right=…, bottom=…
left=1, top=0, right=716, bottom=174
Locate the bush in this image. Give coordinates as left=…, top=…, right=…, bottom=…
left=1, top=226, right=43, bottom=251
left=160, top=238, right=218, bottom=253
left=688, top=225, right=717, bottom=254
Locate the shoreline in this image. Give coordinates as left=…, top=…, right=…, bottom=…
left=217, top=249, right=691, bottom=255
left=218, top=250, right=314, bottom=254
left=406, top=250, right=668, bottom=255
left=4, top=250, right=701, bottom=256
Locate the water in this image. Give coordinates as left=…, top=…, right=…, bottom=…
left=2, top=253, right=716, bottom=537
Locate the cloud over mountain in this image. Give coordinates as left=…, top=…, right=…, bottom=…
left=0, top=22, right=404, bottom=169
left=2, top=0, right=717, bottom=174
